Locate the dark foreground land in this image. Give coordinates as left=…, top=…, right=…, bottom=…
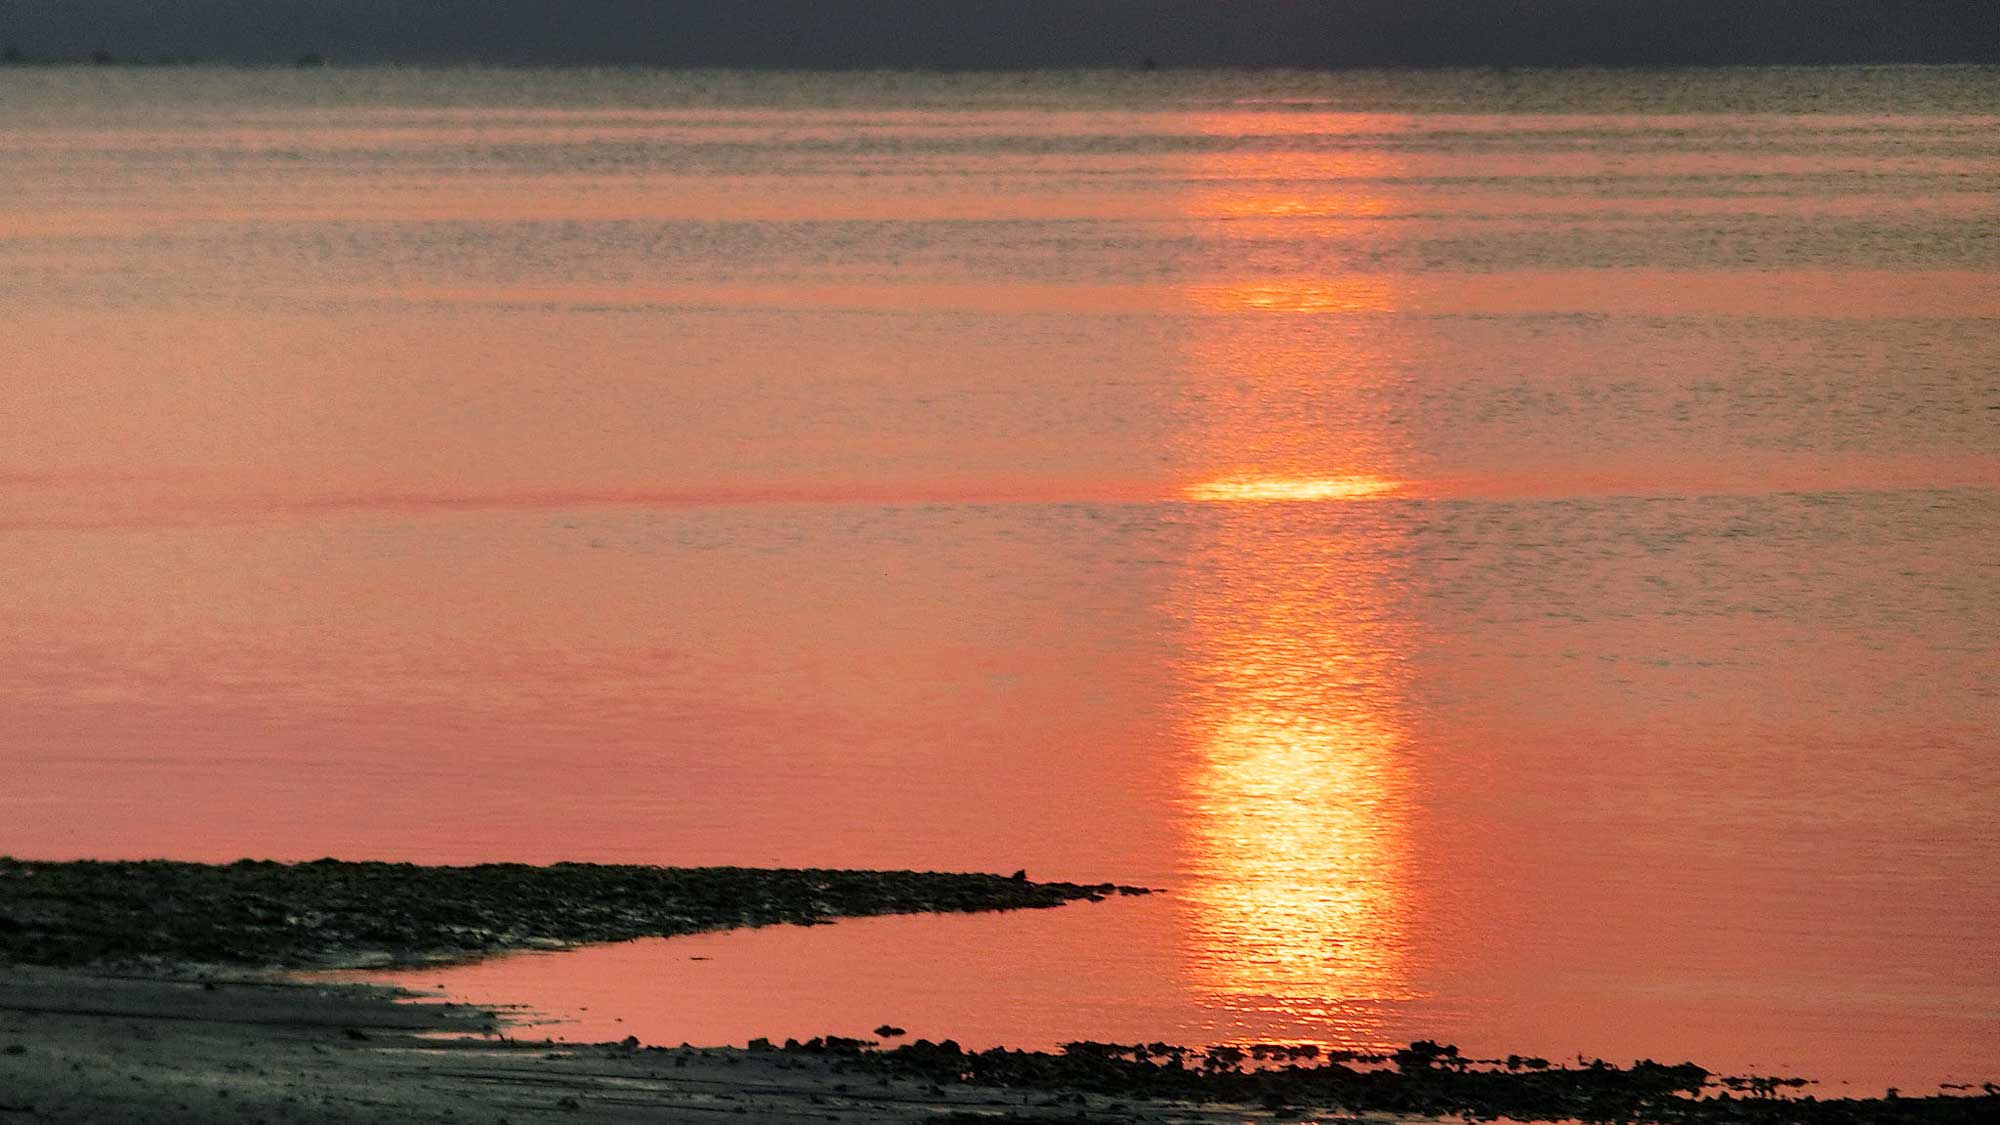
left=1, top=859, right=1994, bottom=1124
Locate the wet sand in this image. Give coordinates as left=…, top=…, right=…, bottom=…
left=0, top=966, right=1256, bottom=1124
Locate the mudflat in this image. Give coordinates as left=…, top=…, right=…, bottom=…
left=0, top=858, right=1199, bottom=1122
left=2, top=859, right=1995, bottom=1124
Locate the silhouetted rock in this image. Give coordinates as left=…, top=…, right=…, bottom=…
left=769, top=1035, right=1993, bottom=1125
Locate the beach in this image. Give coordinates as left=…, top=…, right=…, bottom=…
left=0, top=859, right=1194, bottom=1123
left=2, top=965, right=1226, bottom=1125
left=5, top=859, right=1998, bottom=1123
left=0, top=859, right=1305, bottom=1123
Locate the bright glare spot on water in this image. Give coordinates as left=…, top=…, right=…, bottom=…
left=1183, top=475, right=1402, bottom=503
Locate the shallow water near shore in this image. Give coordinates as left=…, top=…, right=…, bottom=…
left=4, top=66, right=1998, bottom=1090
left=353, top=892, right=1998, bottom=1094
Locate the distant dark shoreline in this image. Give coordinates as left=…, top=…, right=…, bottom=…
left=5, top=57, right=2000, bottom=73
left=1, top=0, right=1994, bottom=71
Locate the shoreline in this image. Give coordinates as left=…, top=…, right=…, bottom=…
left=7, top=966, right=1997, bottom=1125
left=4, top=859, right=1996, bottom=1123
left=3, top=964, right=1220, bottom=1124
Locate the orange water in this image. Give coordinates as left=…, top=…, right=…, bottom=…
left=4, top=67, right=1996, bottom=1089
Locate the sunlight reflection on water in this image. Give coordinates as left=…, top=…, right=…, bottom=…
left=1173, top=150, right=1421, bottom=1041
left=1181, top=475, right=1401, bottom=503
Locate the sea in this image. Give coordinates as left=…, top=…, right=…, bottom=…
left=2, top=65, right=1995, bottom=1091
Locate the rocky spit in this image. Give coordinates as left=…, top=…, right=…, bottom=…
left=0, top=857, right=1152, bottom=969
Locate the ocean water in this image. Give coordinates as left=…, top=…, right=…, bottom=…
left=3, top=66, right=1996, bottom=1089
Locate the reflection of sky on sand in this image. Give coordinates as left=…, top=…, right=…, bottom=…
left=1173, top=129, right=1421, bottom=1044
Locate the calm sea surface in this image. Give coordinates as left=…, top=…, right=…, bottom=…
left=3, top=66, right=1996, bottom=1089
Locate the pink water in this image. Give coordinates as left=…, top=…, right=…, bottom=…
left=3, top=67, right=1996, bottom=1090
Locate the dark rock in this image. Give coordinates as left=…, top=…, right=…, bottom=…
left=0, top=857, right=1154, bottom=969
left=780, top=1036, right=1993, bottom=1125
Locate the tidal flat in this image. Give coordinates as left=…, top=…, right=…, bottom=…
left=1, top=859, right=1994, bottom=1123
